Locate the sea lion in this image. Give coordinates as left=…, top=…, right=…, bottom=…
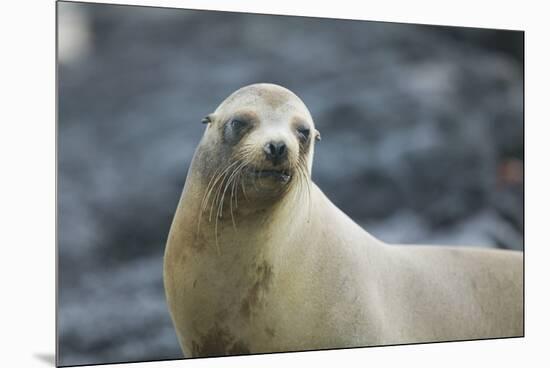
left=163, top=83, right=523, bottom=358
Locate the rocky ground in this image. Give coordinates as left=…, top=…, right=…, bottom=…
left=57, top=3, right=523, bottom=366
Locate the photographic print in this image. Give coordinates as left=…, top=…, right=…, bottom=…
left=56, top=2, right=524, bottom=366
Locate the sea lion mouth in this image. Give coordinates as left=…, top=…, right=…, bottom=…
left=246, top=167, right=292, bottom=183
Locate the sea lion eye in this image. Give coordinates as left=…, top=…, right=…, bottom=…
left=224, top=118, right=249, bottom=143
left=297, top=127, right=310, bottom=142
left=230, top=119, right=247, bottom=129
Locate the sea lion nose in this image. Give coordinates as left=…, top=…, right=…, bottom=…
left=263, top=141, right=287, bottom=165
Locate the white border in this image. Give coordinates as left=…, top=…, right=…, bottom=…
left=2, top=1, right=548, bottom=367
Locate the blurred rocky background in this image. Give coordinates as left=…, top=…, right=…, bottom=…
left=57, top=2, right=523, bottom=366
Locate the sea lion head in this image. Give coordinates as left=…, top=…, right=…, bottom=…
left=196, top=83, right=321, bottom=206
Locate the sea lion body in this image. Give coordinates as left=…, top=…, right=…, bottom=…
left=164, top=84, right=523, bottom=357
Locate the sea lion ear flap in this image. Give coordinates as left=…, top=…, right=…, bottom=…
left=315, top=129, right=321, bottom=142
left=201, top=114, right=215, bottom=125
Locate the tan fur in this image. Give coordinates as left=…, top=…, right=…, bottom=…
left=164, top=83, right=523, bottom=357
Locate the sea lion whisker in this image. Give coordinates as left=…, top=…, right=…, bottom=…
left=297, top=157, right=312, bottom=221
left=213, top=157, right=252, bottom=247
left=206, top=160, right=242, bottom=223
left=220, top=160, right=248, bottom=230
left=198, top=165, right=228, bottom=233
left=212, top=160, right=245, bottom=251
left=211, top=166, right=237, bottom=255
left=230, top=159, right=251, bottom=225
left=230, top=172, right=238, bottom=228
left=202, top=160, right=239, bottom=214
left=211, top=166, right=234, bottom=222
left=200, top=166, right=223, bottom=212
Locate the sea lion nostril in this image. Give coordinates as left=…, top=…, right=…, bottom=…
left=269, top=143, right=276, bottom=156
left=264, top=143, right=275, bottom=156
left=264, top=141, right=287, bottom=164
